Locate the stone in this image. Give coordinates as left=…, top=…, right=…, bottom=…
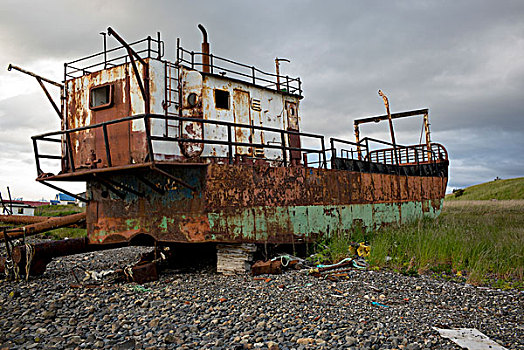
left=267, top=341, right=280, bottom=350
left=406, top=343, right=421, bottom=350
left=165, top=334, right=177, bottom=344
left=113, top=338, right=136, bottom=350
left=346, top=336, right=357, bottom=346
left=112, top=322, right=121, bottom=333
left=42, top=310, right=56, bottom=319
left=297, top=338, right=314, bottom=345
left=149, top=318, right=160, bottom=328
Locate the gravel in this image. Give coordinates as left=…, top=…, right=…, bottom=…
left=1, top=245, right=522, bottom=349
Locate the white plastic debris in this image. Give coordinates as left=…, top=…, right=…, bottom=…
left=433, top=327, right=507, bottom=350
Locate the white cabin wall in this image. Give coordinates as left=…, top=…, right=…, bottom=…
left=201, top=74, right=300, bottom=161
left=147, top=59, right=183, bottom=160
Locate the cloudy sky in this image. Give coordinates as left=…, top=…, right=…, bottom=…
left=1, top=0, right=523, bottom=200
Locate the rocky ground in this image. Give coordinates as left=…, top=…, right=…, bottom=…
left=0, top=245, right=522, bottom=350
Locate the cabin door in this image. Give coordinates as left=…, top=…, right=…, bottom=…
left=286, top=101, right=301, bottom=164
left=91, top=80, right=134, bottom=167
left=233, top=89, right=253, bottom=156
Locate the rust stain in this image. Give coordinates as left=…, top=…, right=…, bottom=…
left=179, top=215, right=211, bottom=241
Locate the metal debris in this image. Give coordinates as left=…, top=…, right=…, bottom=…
left=433, top=327, right=508, bottom=350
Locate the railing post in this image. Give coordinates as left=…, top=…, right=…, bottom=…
left=280, top=131, right=287, bottom=167
left=330, top=138, right=335, bottom=159
left=147, top=36, right=151, bottom=58
left=321, top=136, right=327, bottom=169
left=65, top=132, right=75, bottom=172
left=227, top=125, right=233, bottom=164
left=32, top=138, right=42, bottom=176
left=191, top=51, right=194, bottom=69
left=252, top=66, right=256, bottom=85
left=286, top=75, right=290, bottom=92
left=157, top=32, right=161, bottom=59
left=102, top=124, right=112, bottom=167
left=176, top=38, right=180, bottom=63
left=145, top=115, right=154, bottom=163
left=210, top=54, right=214, bottom=74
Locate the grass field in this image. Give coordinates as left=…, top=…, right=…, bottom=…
left=35, top=205, right=86, bottom=239
left=34, top=204, right=84, bottom=217
left=322, top=200, right=524, bottom=289
left=447, top=177, right=524, bottom=201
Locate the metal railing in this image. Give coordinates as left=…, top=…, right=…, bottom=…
left=31, top=114, right=447, bottom=178
left=330, top=135, right=447, bottom=166
left=31, top=114, right=327, bottom=176
left=177, top=44, right=302, bottom=96
left=330, top=138, right=367, bottom=160
left=367, top=143, right=447, bottom=165
left=64, top=35, right=164, bottom=79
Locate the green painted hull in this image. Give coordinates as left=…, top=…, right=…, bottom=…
left=87, top=163, right=447, bottom=244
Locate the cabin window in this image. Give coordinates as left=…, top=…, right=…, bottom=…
left=17, top=208, right=23, bottom=214
left=89, top=84, right=113, bottom=110
left=214, top=89, right=229, bottom=109
left=187, top=93, right=198, bottom=107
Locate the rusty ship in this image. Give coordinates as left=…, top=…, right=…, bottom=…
left=6, top=26, right=448, bottom=273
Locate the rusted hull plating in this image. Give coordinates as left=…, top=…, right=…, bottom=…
left=87, top=163, right=448, bottom=245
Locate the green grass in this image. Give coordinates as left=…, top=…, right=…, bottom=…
left=447, top=177, right=524, bottom=201
left=35, top=204, right=86, bottom=239
left=320, top=200, right=524, bottom=289
left=40, top=227, right=87, bottom=240
left=34, top=204, right=84, bottom=217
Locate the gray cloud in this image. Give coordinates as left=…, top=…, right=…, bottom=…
left=1, top=0, right=523, bottom=199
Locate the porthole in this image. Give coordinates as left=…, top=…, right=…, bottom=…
left=187, top=93, right=198, bottom=107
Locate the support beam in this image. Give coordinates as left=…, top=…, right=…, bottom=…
left=38, top=181, right=87, bottom=202
left=107, top=27, right=150, bottom=114
left=354, top=108, right=429, bottom=126
left=8, top=64, right=64, bottom=120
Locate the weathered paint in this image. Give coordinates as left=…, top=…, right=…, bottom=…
left=85, top=163, right=447, bottom=245
left=200, top=72, right=300, bottom=162
left=65, top=58, right=168, bottom=169
left=64, top=60, right=302, bottom=169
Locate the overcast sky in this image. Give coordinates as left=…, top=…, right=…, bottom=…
left=1, top=0, right=523, bottom=200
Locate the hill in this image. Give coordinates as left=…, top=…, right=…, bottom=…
left=447, top=177, right=524, bottom=201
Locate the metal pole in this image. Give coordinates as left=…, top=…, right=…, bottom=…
left=378, top=90, right=399, bottom=166
left=354, top=124, right=361, bottom=160
left=100, top=32, right=107, bottom=69
left=280, top=131, right=287, bottom=167
left=275, top=58, right=280, bottom=91
left=424, top=112, right=432, bottom=160
left=102, top=124, right=112, bottom=167
left=32, top=138, right=42, bottom=175
left=321, top=137, right=327, bottom=168
left=7, top=187, right=13, bottom=216
left=157, top=32, right=161, bottom=59
left=7, top=64, right=62, bottom=87
left=275, top=58, right=290, bottom=91
left=227, top=125, right=233, bottom=164
left=198, top=24, right=210, bottom=73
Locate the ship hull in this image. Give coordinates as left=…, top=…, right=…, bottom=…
left=86, top=161, right=448, bottom=245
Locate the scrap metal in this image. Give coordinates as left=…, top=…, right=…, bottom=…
left=0, top=212, right=86, bottom=241
left=3, top=25, right=449, bottom=277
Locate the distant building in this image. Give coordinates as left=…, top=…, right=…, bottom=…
left=51, top=193, right=77, bottom=206
left=1, top=200, right=50, bottom=216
